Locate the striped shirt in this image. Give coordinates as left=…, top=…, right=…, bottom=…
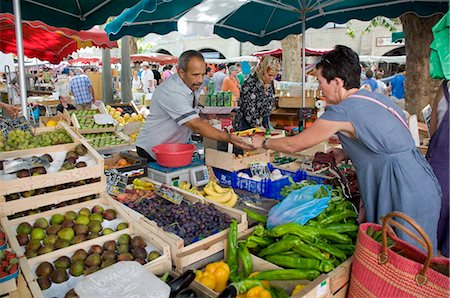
left=70, top=74, right=93, bottom=104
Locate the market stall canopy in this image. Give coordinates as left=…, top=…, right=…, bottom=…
left=0, top=13, right=117, bottom=64
left=130, top=53, right=178, bottom=65
left=105, top=0, right=447, bottom=45
left=68, top=57, right=100, bottom=65
left=0, top=0, right=143, bottom=31
left=253, top=48, right=332, bottom=58
left=359, top=55, right=406, bottom=64
left=429, top=10, right=449, bottom=80
left=205, top=56, right=259, bottom=64
left=391, top=31, right=405, bottom=43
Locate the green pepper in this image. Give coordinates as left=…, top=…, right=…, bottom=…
left=265, top=255, right=334, bottom=273
left=292, top=242, right=329, bottom=261
left=271, top=222, right=352, bottom=244
left=253, top=224, right=268, bottom=237
left=246, top=235, right=273, bottom=248
left=251, top=269, right=320, bottom=281
left=318, top=210, right=358, bottom=225
left=366, top=226, right=374, bottom=237
left=237, top=242, right=253, bottom=279
left=227, top=219, right=239, bottom=282
left=324, top=223, right=359, bottom=233
left=258, top=238, right=299, bottom=257
left=333, top=244, right=355, bottom=257
left=269, top=286, right=290, bottom=298
left=229, top=279, right=265, bottom=294
left=306, top=239, right=347, bottom=260
left=244, top=208, right=267, bottom=224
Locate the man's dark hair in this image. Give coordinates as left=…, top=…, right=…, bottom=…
left=366, top=70, right=373, bottom=79
left=316, top=45, right=361, bottom=90
left=178, top=50, right=204, bottom=72
left=206, top=66, right=212, bottom=73
left=397, top=64, right=406, bottom=73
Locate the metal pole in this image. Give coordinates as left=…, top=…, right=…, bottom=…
left=301, top=9, right=306, bottom=108
left=12, top=0, right=28, bottom=120
left=102, top=48, right=114, bottom=104
left=120, top=36, right=132, bottom=102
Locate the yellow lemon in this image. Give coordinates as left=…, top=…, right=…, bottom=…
left=45, top=120, right=58, bottom=127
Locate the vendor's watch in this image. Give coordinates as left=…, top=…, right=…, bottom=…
left=262, top=139, right=269, bottom=150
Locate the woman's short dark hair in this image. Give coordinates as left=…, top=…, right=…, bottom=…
left=316, top=45, right=361, bottom=89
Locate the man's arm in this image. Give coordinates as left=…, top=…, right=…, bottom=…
left=184, top=118, right=253, bottom=150
left=89, top=86, right=95, bottom=101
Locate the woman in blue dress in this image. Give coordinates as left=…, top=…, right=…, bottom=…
left=252, top=45, right=441, bottom=253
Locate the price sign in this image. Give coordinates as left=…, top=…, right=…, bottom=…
left=105, top=169, right=128, bottom=196
left=0, top=116, right=33, bottom=139
left=250, top=162, right=270, bottom=179
left=155, top=184, right=183, bottom=204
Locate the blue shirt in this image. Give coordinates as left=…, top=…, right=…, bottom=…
left=361, top=78, right=378, bottom=92
left=390, top=74, right=405, bottom=99
left=70, top=74, right=93, bottom=104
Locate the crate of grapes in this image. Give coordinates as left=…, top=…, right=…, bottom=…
left=114, top=179, right=248, bottom=271
left=0, top=123, right=105, bottom=215
left=14, top=194, right=172, bottom=297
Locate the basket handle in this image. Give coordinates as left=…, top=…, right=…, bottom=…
left=379, top=211, right=433, bottom=286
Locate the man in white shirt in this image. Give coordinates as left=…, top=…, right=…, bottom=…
left=211, top=64, right=227, bottom=93
left=140, top=62, right=155, bottom=94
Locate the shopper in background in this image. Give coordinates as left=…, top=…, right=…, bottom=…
left=132, top=70, right=143, bottom=92
left=202, top=66, right=214, bottom=94
left=221, top=65, right=241, bottom=99
left=361, top=70, right=378, bottom=92
left=233, top=55, right=280, bottom=131
left=235, top=63, right=245, bottom=87
left=162, top=65, right=174, bottom=80
left=135, top=50, right=253, bottom=162
left=390, top=64, right=406, bottom=99
left=140, top=62, right=155, bottom=94
left=252, top=45, right=441, bottom=253
left=56, top=95, right=76, bottom=114
left=152, top=64, right=162, bottom=85
left=426, top=80, right=449, bottom=257
left=375, top=72, right=389, bottom=96
left=211, top=64, right=227, bottom=93
left=69, top=68, right=94, bottom=110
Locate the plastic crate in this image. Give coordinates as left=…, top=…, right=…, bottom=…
left=213, top=165, right=306, bottom=200
left=304, top=172, right=327, bottom=184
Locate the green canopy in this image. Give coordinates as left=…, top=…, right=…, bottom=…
left=430, top=11, right=450, bottom=80
left=391, top=31, right=404, bottom=43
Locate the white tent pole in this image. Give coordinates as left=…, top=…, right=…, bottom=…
left=12, top=0, right=28, bottom=120
left=301, top=9, right=306, bottom=108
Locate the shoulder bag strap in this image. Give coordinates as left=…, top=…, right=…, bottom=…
left=349, top=94, right=410, bottom=130
left=443, top=80, right=449, bottom=103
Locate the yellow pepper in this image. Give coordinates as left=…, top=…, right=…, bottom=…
left=291, top=284, right=306, bottom=295
left=197, top=261, right=230, bottom=292
left=132, top=178, right=155, bottom=189
left=246, top=286, right=271, bottom=298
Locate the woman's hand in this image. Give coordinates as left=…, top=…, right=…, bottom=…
left=1, top=103, right=21, bottom=118
left=230, top=134, right=255, bottom=151
left=251, top=134, right=265, bottom=149
left=327, top=148, right=347, bottom=164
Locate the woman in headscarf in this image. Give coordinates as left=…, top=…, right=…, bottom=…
left=233, top=55, right=281, bottom=131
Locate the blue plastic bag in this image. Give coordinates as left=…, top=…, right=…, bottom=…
left=267, top=185, right=331, bottom=229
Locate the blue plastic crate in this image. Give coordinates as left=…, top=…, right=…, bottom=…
left=304, top=172, right=327, bottom=184
left=212, top=167, right=235, bottom=187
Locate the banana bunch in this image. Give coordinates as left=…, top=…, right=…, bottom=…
left=203, top=180, right=238, bottom=208
left=179, top=181, right=205, bottom=198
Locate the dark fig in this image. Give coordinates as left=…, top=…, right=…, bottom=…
left=50, top=269, right=69, bottom=283
left=135, top=257, right=146, bottom=265
left=75, top=144, right=87, bottom=156
left=16, top=169, right=31, bottom=178
left=131, top=247, right=147, bottom=260
left=74, top=224, right=89, bottom=236
left=37, top=276, right=52, bottom=290
left=61, top=220, right=75, bottom=229
left=101, top=250, right=117, bottom=261
left=83, top=266, right=100, bottom=276
left=103, top=240, right=116, bottom=251
left=117, top=253, right=134, bottom=261
left=72, top=249, right=88, bottom=262
left=88, top=245, right=103, bottom=255
left=35, top=261, right=54, bottom=277
left=75, top=161, right=87, bottom=168
left=46, top=225, right=61, bottom=235
left=69, top=261, right=85, bottom=277
left=16, top=234, right=29, bottom=246
left=66, top=151, right=79, bottom=160
left=65, top=288, right=80, bottom=298
left=84, top=253, right=101, bottom=267
left=26, top=239, right=42, bottom=251
left=54, top=256, right=71, bottom=270
left=102, top=209, right=117, bottom=221
left=130, top=236, right=146, bottom=249
left=91, top=205, right=104, bottom=214
left=54, top=239, right=70, bottom=249
left=71, top=234, right=86, bottom=244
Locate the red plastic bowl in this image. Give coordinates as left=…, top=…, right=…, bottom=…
left=152, top=143, right=195, bottom=168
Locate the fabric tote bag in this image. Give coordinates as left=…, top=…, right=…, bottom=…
left=348, top=212, right=450, bottom=298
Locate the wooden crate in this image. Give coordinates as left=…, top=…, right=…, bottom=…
left=20, top=222, right=171, bottom=298
left=80, top=131, right=131, bottom=152
left=112, top=179, right=248, bottom=271
left=71, top=114, right=116, bottom=134
left=0, top=194, right=132, bottom=258
left=38, top=112, right=71, bottom=128
left=205, top=148, right=270, bottom=172
left=107, top=102, right=139, bottom=115
left=278, top=96, right=316, bottom=108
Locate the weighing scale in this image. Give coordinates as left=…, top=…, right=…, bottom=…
left=147, top=159, right=209, bottom=187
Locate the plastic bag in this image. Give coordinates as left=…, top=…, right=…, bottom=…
left=267, top=185, right=331, bottom=229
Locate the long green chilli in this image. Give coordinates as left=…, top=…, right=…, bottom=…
left=237, top=242, right=253, bottom=279
left=251, top=269, right=320, bottom=281
left=227, top=219, right=239, bottom=282
left=244, top=208, right=267, bottom=224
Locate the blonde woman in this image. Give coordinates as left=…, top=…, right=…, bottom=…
left=233, top=55, right=281, bottom=131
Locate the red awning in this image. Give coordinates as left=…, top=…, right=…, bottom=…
left=68, top=57, right=100, bottom=65
left=252, top=48, right=332, bottom=58
left=0, top=13, right=117, bottom=64
left=130, top=53, right=178, bottom=65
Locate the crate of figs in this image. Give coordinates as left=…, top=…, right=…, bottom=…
left=114, top=179, right=248, bottom=270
